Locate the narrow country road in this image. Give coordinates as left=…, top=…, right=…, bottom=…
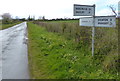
left=0, top=22, right=29, bottom=79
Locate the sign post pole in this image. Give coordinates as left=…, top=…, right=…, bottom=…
left=74, top=4, right=116, bottom=57
left=92, top=20, right=95, bottom=57
left=92, top=4, right=95, bottom=57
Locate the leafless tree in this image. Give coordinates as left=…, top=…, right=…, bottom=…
left=109, top=5, right=117, bottom=16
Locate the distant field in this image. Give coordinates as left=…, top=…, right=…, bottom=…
left=28, top=21, right=119, bottom=79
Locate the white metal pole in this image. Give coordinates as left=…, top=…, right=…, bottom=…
left=92, top=23, right=95, bottom=56
left=92, top=4, right=95, bottom=57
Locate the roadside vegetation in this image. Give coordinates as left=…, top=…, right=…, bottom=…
left=0, top=13, right=24, bottom=30
left=1, top=21, right=23, bottom=30
left=28, top=20, right=119, bottom=79
left=0, top=20, right=2, bottom=30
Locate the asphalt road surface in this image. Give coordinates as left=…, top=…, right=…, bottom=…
left=0, top=22, right=29, bottom=79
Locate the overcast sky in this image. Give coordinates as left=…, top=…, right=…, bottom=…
left=0, top=0, right=119, bottom=19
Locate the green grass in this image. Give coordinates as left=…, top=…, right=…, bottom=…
left=28, top=22, right=119, bottom=79
left=1, top=21, right=22, bottom=30
left=0, top=20, right=2, bottom=30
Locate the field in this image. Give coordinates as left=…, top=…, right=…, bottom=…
left=27, top=19, right=119, bottom=79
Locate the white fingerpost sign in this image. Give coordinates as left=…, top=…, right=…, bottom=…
left=74, top=4, right=95, bottom=16
left=74, top=4, right=96, bottom=56
left=95, top=16, right=116, bottom=27
left=80, top=17, right=94, bottom=26
left=80, top=16, right=116, bottom=27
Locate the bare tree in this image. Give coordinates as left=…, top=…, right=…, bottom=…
left=2, top=13, right=12, bottom=24
left=109, top=5, right=117, bottom=16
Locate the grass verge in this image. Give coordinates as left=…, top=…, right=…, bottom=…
left=27, top=22, right=119, bottom=79
left=1, top=21, right=22, bottom=30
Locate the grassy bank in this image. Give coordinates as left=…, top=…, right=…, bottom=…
left=28, top=22, right=119, bottom=79
left=1, top=21, right=22, bottom=30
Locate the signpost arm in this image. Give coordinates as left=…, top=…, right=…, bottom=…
left=92, top=4, right=95, bottom=57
